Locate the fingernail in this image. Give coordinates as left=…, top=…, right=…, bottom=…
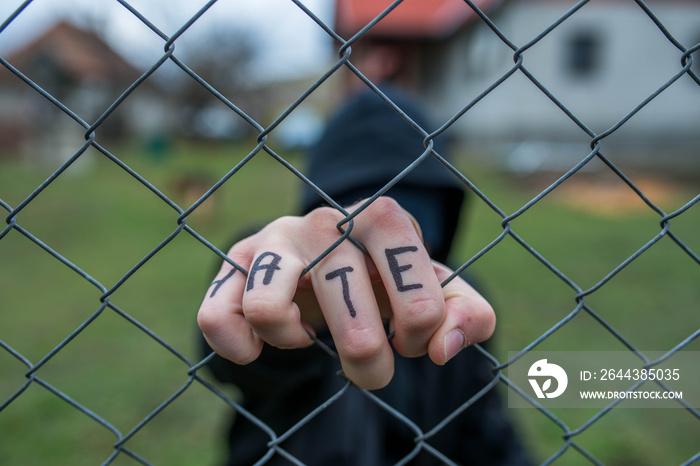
left=444, top=329, right=466, bottom=363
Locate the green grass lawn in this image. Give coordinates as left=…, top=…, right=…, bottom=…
left=450, top=161, right=700, bottom=466
left=1, top=140, right=698, bottom=465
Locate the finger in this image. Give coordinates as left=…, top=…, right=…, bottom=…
left=352, top=197, right=445, bottom=358
left=311, top=249, right=395, bottom=390
left=301, top=208, right=395, bottom=390
left=197, top=259, right=263, bottom=365
left=427, top=262, right=496, bottom=365
left=242, top=247, right=314, bottom=349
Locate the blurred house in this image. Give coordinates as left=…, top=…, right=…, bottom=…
left=0, top=21, right=173, bottom=162
left=335, top=0, right=700, bottom=171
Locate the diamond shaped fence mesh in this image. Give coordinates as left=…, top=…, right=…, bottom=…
left=1, top=0, right=699, bottom=465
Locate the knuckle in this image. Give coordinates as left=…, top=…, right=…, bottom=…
left=254, top=215, right=300, bottom=243
left=304, top=206, right=345, bottom=226
left=364, top=196, right=404, bottom=225
left=358, top=196, right=420, bottom=242
left=196, top=306, right=218, bottom=335
left=341, top=328, right=387, bottom=364
left=266, top=215, right=299, bottom=233
left=226, top=242, right=246, bottom=258
left=399, top=296, right=445, bottom=334
left=243, top=297, right=285, bottom=328
left=226, top=234, right=257, bottom=258
left=368, top=195, right=402, bottom=214
left=303, top=207, right=347, bottom=239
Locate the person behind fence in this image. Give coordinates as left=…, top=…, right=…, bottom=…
left=197, top=32, right=531, bottom=466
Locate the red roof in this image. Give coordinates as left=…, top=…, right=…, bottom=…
left=335, top=0, right=501, bottom=39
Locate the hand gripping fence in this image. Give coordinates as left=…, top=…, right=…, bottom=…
left=1, top=0, right=699, bottom=465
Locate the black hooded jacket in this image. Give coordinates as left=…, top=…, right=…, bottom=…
left=301, top=83, right=464, bottom=264
left=202, top=84, right=531, bottom=466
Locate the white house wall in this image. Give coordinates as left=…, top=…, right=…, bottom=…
left=428, top=0, right=700, bottom=155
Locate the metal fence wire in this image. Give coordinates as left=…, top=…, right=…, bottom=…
left=1, top=0, right=700, bottom=465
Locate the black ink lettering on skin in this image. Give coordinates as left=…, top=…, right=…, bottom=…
left=325, top=266, right=356, bottom=318
left=246, top=251, right=282, bottom=291
left=209, top=268, right=236, bottom=298
left=385, top=246, right=423, bottom=292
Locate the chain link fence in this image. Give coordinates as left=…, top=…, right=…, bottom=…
left=1, top=0, right=699, bottom=464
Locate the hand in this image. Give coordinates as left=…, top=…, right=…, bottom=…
left=197, top=197, right=495, bottom=390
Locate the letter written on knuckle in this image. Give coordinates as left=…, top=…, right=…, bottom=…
left=325, top=266, right=357, bottom=318
left=209, top=268, right=236, bottom=298
left=385, top=246, right=423, bottom=292
left=246, top=251, right=282, bottom=291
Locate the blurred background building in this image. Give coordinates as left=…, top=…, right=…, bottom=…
left=335, top=0, right=700, bottom=174
left=1, top=0, right=699, bottom=172
left=0, top=20, right=175, bottom=164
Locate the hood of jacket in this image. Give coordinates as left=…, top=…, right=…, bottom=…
left=300, top=83, right=466, bottom=263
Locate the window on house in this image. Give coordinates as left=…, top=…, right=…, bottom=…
left=567, top=31, right=601, bottom=77
left=464, top=27, right=506, bottom=78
